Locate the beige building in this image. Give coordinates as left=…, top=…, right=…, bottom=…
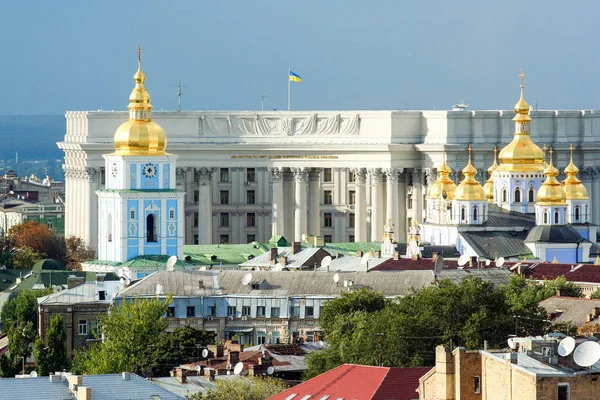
left=419, top=339, right=600, bottom=400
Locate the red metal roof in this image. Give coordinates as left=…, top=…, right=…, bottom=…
left=268, top=363, right=430, bottom=400
left=522, top=263, right=600, bottom=284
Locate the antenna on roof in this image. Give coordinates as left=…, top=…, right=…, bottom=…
left=166, top=255, right=177, bottom=272
left=242, top=272, right=253, bottom=286
left=496, top=257, right=505, bottom=268
left=573, top=341, right=600, bottom=367
left=457, top=254, right=469, bottom=267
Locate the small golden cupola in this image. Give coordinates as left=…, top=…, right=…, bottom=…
left=497, top=69, right=545, bottom=172
left=563, top=144, right=589, bottom=200
left=454, top=145, right=486, bottom=201
left=428, top=153, right=457, bottom=200
left=536, top=148, right=566, bottom=205
left=483, top=146, right=498, bottom=202
left=113, top=46, right=167, bottom=156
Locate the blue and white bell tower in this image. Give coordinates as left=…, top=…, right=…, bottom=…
left=96, top=47, right=185, bottom=262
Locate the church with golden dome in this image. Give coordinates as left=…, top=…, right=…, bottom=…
left=421, top=71, right=597, bottom=264
left=96, top=47, right=185, bottom=263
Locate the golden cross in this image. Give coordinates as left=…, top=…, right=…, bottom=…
left=468, top=144, right=472, bottom=161
left=519, top=68, right=525, bottom=88
left=137, top=45, right=142, bottom=63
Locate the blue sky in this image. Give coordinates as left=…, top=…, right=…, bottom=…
left=1, top=0, right=599, bottom=114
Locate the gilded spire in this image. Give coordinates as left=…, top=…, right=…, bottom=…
left=112, top=46, right=167, bottom=155
left=563, top=144, right=589, bottom=200
left=536, top=147, right=566, bottom=205
left=427, top=151, right=456, bottom=200
left=514, top=68, right=531, bottom=119
left=455, top=145, right=485, bottom=201
left=483, top=146, right=498, bottom=202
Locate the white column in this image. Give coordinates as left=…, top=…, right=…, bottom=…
left=384, top=169, right=400, bottom=241
left=84, top=168, right=99, bottom=250
left=197, top=167, right=213, bottom=244
left=593, top=169, right=600, bottom=225
left=308, top=168, right=321, bottom=237
left=269, top=167, right=284, bottom=237
left=397, top=172, right=407, bottom=243
left=369, top=168, right=383, bottom=241
left=355, top=168, right=367, bottom=242
left=412, top=168, right=423, bottom=223
left=292, top=168, right=308, bottom=242
left=283, top=170, right=295, bottom=241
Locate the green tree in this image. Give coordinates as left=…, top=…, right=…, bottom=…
left=1, top=288, right=53, bottom=333
left=34, top=314, right=68, bottom=375
left=187, top=376, right=288, bottom=400
left=73, top=296, right=172, bottom=375
left=7, top=321, right=36, bottom=374
left=0, top=230, right=14, bottom=268
left=12, top=246, right=44, bottom=269
left=64, top=236, right=95, bottom=270
left=591, top=288, right=600, bottom=299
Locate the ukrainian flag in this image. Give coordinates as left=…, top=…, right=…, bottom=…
left=289, top=70, right=302, bottom=83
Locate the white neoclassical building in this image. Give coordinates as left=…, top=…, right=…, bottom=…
left=59, top=91, right=600, bottom=251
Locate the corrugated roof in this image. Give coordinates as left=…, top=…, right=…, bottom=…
left=38, top=281, right=123, bottom=306
left=525, top=225, right=585, bottom=243
left=483, top=204, right=536, bottom=228
left=460, top=231, right=532, bottom=258
left=540, top=296, right=600, bottom=326
left=239, top=248, right=326, bottom=269
left=522, top=263, right=600, bottom=284
left=319, top=255, right=389, bottom=272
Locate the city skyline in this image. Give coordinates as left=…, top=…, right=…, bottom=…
left=1, top=0, right=600, bottom=115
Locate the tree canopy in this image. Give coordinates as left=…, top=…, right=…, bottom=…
left=34, top=314, right=69, bottom=376
left=187, top=376, right=288, bottom=400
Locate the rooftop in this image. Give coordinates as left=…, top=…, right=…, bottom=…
left=38, top=280, right=123, bottom=306
left=539, top=296, right=600, bottom=326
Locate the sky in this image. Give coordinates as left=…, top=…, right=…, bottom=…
left=1, top=0, right=600, bottom=115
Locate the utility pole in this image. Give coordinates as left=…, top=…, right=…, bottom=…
left=261, top=92, right=269, bottom=111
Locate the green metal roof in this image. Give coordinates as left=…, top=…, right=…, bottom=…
left=183, top=242, right=271, bottom=265
left=319, top=242, right=382, bottom=256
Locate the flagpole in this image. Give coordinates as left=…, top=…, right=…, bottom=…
left=287, top=68, right=291, bottom=111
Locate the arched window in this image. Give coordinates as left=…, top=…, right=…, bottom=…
left=514, top=188, right=521, bottom=203
left=575, top=206, right=580, bottom=221
left=528, top=188, right=535, bottom=202
left=554, top=211, right=559, bottom=224
left=502, top=189, right=508, bottom=203
left=461, top=206, right=466, bottom=221
left=147, top=213, right=158, bottom=242
left=543, top=211, right=548, bottom=224
left=473, top=206, right=478, bottom=221
left=107, top=214, right=113, bottom=242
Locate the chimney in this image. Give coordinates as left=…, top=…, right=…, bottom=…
left=279, top=256, right=288, bottom=265
left=269, top=248, right=278, bottom=261
left=76, top=387, right=92, bottom=400
left=292, top=242, right=301, bottom=254
left=248, top=364, right=258, bottom=377
left=204, top=368, right=216, bottom=381
left=393, top=251, right=399, bottom=260
left=587, top=314, right=593, bottom=323
left=510, top=352, right=518, bottom=364
left=49, top=374, right=61, bottom=383
left=356, top=251, right=364, bottom=257
left=96, top=273, right=105, bottom=282
left=176, top=368, right=187, bottom=384
left=121, top=372, right=130, bottom=381
left=67, top=375, right=83, bottom=386
left=556, top=289, right=569, bottom=297
left=374, top=251, right=381, bottom=258
left=208, top=344, right=224, bottom=358
left=228, top=351, right=240, bottom=365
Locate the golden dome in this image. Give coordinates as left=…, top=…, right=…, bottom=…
left=113, top=46, right=167, bottom=156
left=536, top=148, right=566, bottom=205
left=483, top=146, right=498, bottom=202
left=563, top=144, right=589, bottom=200
left=454, top=146, right=486, bottom=201
left=497, top=70, right=545, bottom=173
left=428, top=153, right=457, bottom=200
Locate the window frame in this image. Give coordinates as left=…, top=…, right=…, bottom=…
left=220, top=168, right=229, bottom=182
left=227, top=306, right=237, bottom=316
left=167, top=306, right=175, bottom=318
left=270, top=307, right=280, bottom=318
left=220, top=212, right=230, bottom=227
left=246, top=168, right=256, bottom=183
left=306, top=306, right=314, bottom=317
left=323, top=190, right=333, bottom=205
left=78, top=319, right=88, bottom=336
left=242, top=306, right=251, bottom=316
left=246, top=190, right=256, bottom=205
left=220, top=190, right=229, bottom=205
left=246, top=212, right=256, bottom=227
left=323, top=168, right=333, bottom=182
left=257, top=306, right=266, bottom=317
left=324, top=212, right=333, bottom=227
left=186, top=306, right=196, bottom=318
left=474, top=376, right=481, bottom=394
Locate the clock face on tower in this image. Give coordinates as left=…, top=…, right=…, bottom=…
left=143, top=163, right=157, bottom=178
left=111, top=163, right=118, bottom=177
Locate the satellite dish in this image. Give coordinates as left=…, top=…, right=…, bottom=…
left=155, top=284, right=163, bottom=295
left=485, top=259, right=491, bottom=266
left=166, top=255, right=178, bottom=271
left=557, top=337, right=576, bottom=357
left=457, top=255, right=469, bottom=267
left=343, top=280, right=348, bottom=288
left=496, top=257, right=505, bottom=267
left=321, top=256, right=332, bottom=269
left=507, top=338, right=516, bottom=349
left=196, top=365, right=202, bottom=372
left=199, top=266, right=207, bottom=271
left=333, top=273, right=340, bottom=283
left=273, top=263, right=283, bottom=272
left=361, top=252, right=371, bottom=265
left=117, top=267, right=124, bottom=278
left=301, top=234, right=307, bottom=242
left=233, top=362, right=244, bottom=375
left=242, top=272, right=253, bottom=286
left=434, top=256, right=444, bottom=276
left=201, top=348, right=209, bottom=358
left=573, top=341, right=600, bottom=367
left=266, top=366, right=274, bottom=375
left=29, top=371, right=38, bottom=377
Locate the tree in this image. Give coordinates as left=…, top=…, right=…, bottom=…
left=0, top=230, right=14, bottom=268
left=64, top=236, right=95, bottom=270
left=72, top=296, right=172, bottom=375
left=12, top=246, right=43, bottom=269
left=186, top=376, right=288, bottom=400
left=34, top=314, right=68, bottom=375
left=1, top=288, right=53, bottom=333
left=590, top=288, right=600, bottom=299
left=7, top=220, right=66, bottom=264
left=7, top=321, right=36, bottom=374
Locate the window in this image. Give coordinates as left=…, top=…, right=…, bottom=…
left=528, top=188, right=535, bottom=202
left=107, top=214, right=113, bottom=242
left=247, top=213, right=256, bottom=227
left=460, top=207, right=466, bottom=221
left=220, top=168, right=229, bottom=182
left=349, top=235, right=355, bottom=242
left=474, top=376, right=481, bottom=394
left=207, top=305, right=216, bottom=316
left=514, top=188, right=521, bottom=203
left=324, top=190, right=333, bottom=205
left=349, top=190, right=356, bottom=205
left=575, top=206, right=580, bottom=221
left=227, top=306, right=237, bottom=316
left=98, top=290, right=106, bottom=301
left=557, top=384, right=569, bottom=400
left=242, top=306, right=251, bottom=316
left=502, top=189, right=507, bottom=202
left=247, top=190, right=255, bottom=204
left=220, top=212, right=229, bottom=227
left=257, top=335, right=266, bottom=345
left=246, top=168, right=256, bottom=183
left=306, top=306, right=314, bottom=317
left=348, top=170, right=356, bottom=182
left=169, top=208, right=175, bottom=219
left=220, top=190, right=229, bottom=204
left=167, top=307, right=175, bottom=317
left=349, top=213, right=355, bottom=228
left=220, top=235, right=229, bottom=244
left=130, top=209, right=136, bottom=219
left=100, top=168, right=106, bottom=185
left=543, top=211, right=549, bottom=224
left=270, top=307, right=280, bottom=318
left=78, top=320, right=87, bottom=335
left=146, top=213, right=157, bottom=242
left=247, top=235, right=256, bottom=243
left=473, top=206, right=478, bottom=221
left=47, top=221, right=53, bottom=230
left=194, top=190, right=199, bottom=204
left=324, top=213, right=333, bottom=227
left=88, top=321, right=98, bottom=337
left=186, top=306, right=195, bottom=317
left=257, top=306, right=265, bottom=317
left=194, top=235, right=199, bottom=244
left=323, top=168, right=333, bottom=182
left=324, top=235, right=333, bottom=243
left=194, top=213, right=199, bottom=227
left=291, top=306, right=300, bottom=317
left=554, top=211, right=559, bottom=224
